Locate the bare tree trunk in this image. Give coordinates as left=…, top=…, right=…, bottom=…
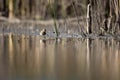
left=104, top=0, right=111, bottom=33
left=25, top=0, right=30, bottom=18
left=29, top=0, right=35, bottom=19
left=112, top=0, right=119, bottom=34
left=20, top=0, right=26, bottom=19
left=86, top=2, right=92, bottom=34
left=3, top=0, right=8, bottom=16
left=35, top=0, right=40, bottom=19
left=0, top=0, right=3, bottom=11
left=61, top=0, right=67, bottom=18
left=9, top=0, right=14, bottom=18
left=14, top=0, right=20, bottom=16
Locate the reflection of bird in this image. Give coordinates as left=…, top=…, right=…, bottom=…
left=40, top=29, right=46, bottom=36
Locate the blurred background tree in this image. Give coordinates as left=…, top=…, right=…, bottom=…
left=0, top=0, right=119, bottom=21
left=0, top=0, right=88, bottom=19
left=0, top=0, right=119, bottom=35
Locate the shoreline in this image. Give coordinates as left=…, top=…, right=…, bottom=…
left=0, top=16, right=86, bottom=25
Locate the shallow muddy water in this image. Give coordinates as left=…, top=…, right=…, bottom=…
left=0, top=35, right=120, bottom=80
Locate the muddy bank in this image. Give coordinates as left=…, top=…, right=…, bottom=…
left=0, top=18, right=120, bottom=39
left=0, top=17, right=85, bottom=36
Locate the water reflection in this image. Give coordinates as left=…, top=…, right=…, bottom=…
left=0, top=35, right=120, bottom=80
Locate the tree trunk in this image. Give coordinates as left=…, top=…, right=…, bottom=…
left=104, top=0, right=111, bottom=32
left=3, top=0, right=8, bottom=16
left=14, top=0, right=19, bottom=16
left=0, top=0, right=3, bottom=11
left=86, top=0, right=92, bottom=34
left=29, top=0, right=35, bottom=19
left=20, top=0, right=25, bottom=19
left=35, top=0, right=40, bottom=19
left=9, top=0, right=14, bottom=19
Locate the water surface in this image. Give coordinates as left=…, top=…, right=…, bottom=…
left=0, top=35, right=120, bottom=80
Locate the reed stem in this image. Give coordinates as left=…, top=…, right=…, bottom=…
left=48, top=0, right=59, bottom=37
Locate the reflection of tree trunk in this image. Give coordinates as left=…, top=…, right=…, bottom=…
left=9, top=0, right=14, bottom=18
left=8, top=33, right=14, bottom=67
left=86, top=39, right=91, bottom=79
left=9, top=33, right=13, bottom=53
left=47, top=40, right=56, bottom=76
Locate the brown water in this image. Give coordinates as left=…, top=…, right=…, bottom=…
left=0, top=34, right=120, bottom=80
